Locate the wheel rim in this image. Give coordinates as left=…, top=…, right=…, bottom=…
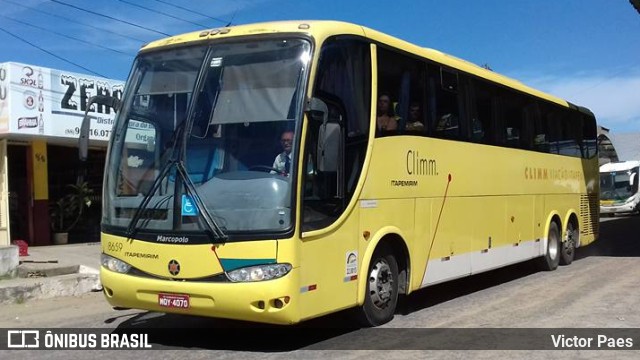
left=564, top=223, right=576, bottom=256
left=368, top=258, right=394, bottom=310
left=549, top=228, right=559, bottom=260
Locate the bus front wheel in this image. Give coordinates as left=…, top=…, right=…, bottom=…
left=356, top=247, right=399, bottom=327
left=537, top=222, right=561, bottom=271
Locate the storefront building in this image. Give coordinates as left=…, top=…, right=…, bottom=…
left=0, top=62, right=124, bottom=246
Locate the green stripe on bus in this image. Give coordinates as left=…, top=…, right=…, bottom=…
left=219, top=258, right=276, bottom=271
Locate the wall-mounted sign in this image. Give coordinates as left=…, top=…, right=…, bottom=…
left=1, top=62, right=125, bottom=142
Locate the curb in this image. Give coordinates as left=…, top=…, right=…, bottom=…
left=0, top=268, right=102, bottom=305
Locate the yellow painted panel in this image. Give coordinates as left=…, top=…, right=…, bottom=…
left=411, top=198, right=433, bottom=290
left=426, top=197, right=472, bottom=260
left=31, top=140, right=48, bottom=200
left=509, top=196, right=535, bottom=242
left=299, top=209, right=360, bottom=320
left=102, top=233, right=277, bottom=279
left=469, top=197, right=505, bottom=253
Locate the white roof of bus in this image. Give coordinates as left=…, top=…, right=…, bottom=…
left=600, top=160, right=640, bottom=172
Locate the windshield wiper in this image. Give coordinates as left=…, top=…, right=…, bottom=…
left=125, top=157, right=176, bottom=240
left=125, top=129, right=227, bottom=242
left=125, top=118, right=185, bottom=240
left=125, top=157, right=228, bottom=242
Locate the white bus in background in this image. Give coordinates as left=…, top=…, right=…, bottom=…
left=600, top=160, right=640, bottom=216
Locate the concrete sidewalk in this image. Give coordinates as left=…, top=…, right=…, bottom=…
left=0, top=242, right=102, bottom=304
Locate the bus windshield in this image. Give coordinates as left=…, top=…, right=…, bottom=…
left=103, top=38, right=311, bottom=239
left=600, top=167, right=639, bottom=201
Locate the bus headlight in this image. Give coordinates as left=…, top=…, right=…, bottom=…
left=101, top=253, right=131, bottom=274
left=226, top=263, right=292, bottom=282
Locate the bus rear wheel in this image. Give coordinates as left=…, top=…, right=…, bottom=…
left=537, top=222, right=560, bottom=271
left=560, top=221, right=577, bottom=266
left=355, top=248, right=399, bottom=327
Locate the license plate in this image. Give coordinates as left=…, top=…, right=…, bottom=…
left=158, top=293, right=190, bottom=309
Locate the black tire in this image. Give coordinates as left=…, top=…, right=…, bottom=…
left=560, top=221, right=577, bottom=266
left=355, top=247, right=399, bottom=327
left=536, top=222, right=561, bottom=271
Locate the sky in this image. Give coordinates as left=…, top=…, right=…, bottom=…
left=1, top=0, right=639, bottom=133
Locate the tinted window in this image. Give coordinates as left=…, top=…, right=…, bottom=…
left=376, top=47, right=427, bottom=137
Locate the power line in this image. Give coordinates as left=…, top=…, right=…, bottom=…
left=49, top=0, right=171, bottom=37
left=151, top=0, right=230, bottom=25
left=224, top=10, right=237, bottom=27
left=0, top=0, right=146, bottom=43
left=1, top=14, right=133, bottom=57
left=115, top=0, right=209, bottom=28
left=568, top=65, right=640, bottom=98
left=0, top=26, right=106, bottom=77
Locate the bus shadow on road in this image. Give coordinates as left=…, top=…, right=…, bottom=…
left=575, top=216, right=640, bottom=259
left=398, top=260, right=539, bottom=316
left=113, top=308, right=362, bottom=351
left=112, top=261, right=543, bottom=350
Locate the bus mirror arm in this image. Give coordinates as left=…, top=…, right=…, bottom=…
left=78, top=95, right=121, bottom=161
left=305, top=97, right=328, bottom=124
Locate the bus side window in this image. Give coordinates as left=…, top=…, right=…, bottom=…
left=500, top=91, right=528, bottom=149
left=428, top=65, right=460, bottom=140
left=582, top=114, right=597, bottom=158
left=470, top=79, right=496, bottom=144
left=546, top=111, right=562, bottom=155
left=376, top=47, right=427, bottom=137
left=558, top=111, right=582, bottom=158
left=533, top=102, right=550, bottom=153
left=471, top=117, right=485, bottom=142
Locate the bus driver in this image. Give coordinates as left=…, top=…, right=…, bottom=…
left=271, top=130, right=294, bottom=175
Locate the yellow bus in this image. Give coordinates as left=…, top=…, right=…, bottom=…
left=79, top=20, right=599, bottom=326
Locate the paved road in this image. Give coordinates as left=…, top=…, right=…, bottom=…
left=2, top=215, right=640, bottom=359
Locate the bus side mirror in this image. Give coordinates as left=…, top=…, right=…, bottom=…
left=317, top=122, right=341, bottom=172
left=306, top=97, right=328, bottom=124
left=631, top=173, right=636, bottom=187
left=79, top=95, right=121, bottom=161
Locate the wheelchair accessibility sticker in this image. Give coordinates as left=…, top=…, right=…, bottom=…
left=181, top=195, right=198, bottom=216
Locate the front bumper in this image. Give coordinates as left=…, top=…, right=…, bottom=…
left=600, top=203, right=638, bottom=214
left=100, top=267, right=301, bottom=325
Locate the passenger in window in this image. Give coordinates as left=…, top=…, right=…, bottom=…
left=405, top=102, right=425, bottom=133
left=435, top=113, right=455, bottom=130
left=534, top=134, right=547, bottom=150
left=376, top=93, right=398, bottom=135
left=434, top=112, right=460, bottom=138
left=271, top=130, right=294, bottom=176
